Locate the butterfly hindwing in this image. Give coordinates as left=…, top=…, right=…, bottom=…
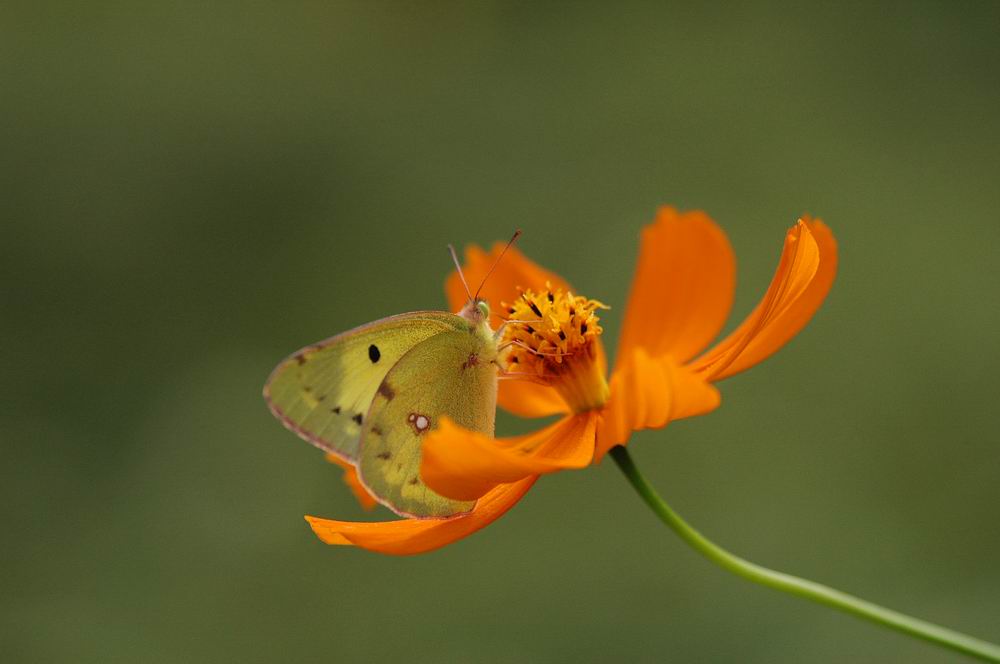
left=358, top=325, right=499, bottom=518
left=263, top=312, right=467, bottom=461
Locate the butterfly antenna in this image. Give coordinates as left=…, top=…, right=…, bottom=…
left=448, top=244, right=474, bottom=300
left=474, top=230, right=522, bottom=300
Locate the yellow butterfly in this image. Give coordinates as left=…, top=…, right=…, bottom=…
left=264, top=234, right=522, bottom=518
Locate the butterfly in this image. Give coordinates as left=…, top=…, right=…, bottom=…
left=263, top=233, right=522, bottom=518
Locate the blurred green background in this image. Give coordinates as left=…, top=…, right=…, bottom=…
left=3, top=2, right=999, bottom=662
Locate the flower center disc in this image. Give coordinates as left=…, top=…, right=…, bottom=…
left=502, top=284, right=610, bottom=412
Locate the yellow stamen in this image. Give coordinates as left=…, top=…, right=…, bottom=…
left=502, top=283, right=610, bottom=413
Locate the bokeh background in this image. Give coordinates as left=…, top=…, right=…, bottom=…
left=3, top=2, right=999, bottom=662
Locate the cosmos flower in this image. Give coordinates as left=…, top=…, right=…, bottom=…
left=307, top=207, right=837, bottom=555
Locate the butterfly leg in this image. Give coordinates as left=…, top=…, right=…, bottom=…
left=499, top=339, right=573, bottom=357
left=492, top=319, right=544, bottom=343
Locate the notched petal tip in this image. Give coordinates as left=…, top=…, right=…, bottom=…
left=305, top=515, right=354, bottom=546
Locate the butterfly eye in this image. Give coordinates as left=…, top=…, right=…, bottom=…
left=476, top=300, right=490, bottom=319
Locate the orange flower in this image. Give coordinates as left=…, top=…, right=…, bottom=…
left=306, top=207, right=837, bottom=555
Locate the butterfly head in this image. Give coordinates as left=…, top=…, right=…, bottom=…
left=448, top=230, right=520, bottom=328
left=457, top=297, right=491, bottom=325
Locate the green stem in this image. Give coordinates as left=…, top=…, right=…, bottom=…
left=609, top=445, right=1000, bottom=662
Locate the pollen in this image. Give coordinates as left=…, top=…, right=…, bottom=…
left=502, top=283, right=610, bottom=412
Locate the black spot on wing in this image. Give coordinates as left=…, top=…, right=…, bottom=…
left=352, top=413, right=363, bottom=425
left=378, top=382, right=395, bottom=400
left=368, top=344, right=381, bottom=363
left=331, top=406, right=341, bottom=414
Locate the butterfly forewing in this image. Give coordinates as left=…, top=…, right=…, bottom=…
left=263, top=312, right=466, bottom=461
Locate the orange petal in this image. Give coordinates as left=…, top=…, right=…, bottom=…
left=594, top=348, right=721, bottom=461
left=444, top=243, right=572, bottom=319
left=325, top=453, right=377, bottom=511
left=617, top=207, right=736, bottom=364
left=497, top=380, right=569, bottom=418
left=690, top=219, right=837, bottom=381
left=305, top=476, right=536, bottom=555
left=421, top=414, right=597, bottom=501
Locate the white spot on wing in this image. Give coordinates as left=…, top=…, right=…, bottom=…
left=408, top=412, right=431, bottom=434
